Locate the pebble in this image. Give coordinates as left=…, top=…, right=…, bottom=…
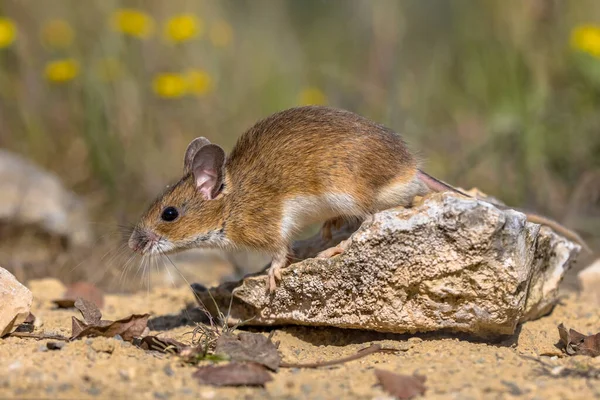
left=163, top=364, right=175, bottom=376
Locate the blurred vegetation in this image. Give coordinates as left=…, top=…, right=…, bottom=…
left=0, top=0, right=599, bottom=249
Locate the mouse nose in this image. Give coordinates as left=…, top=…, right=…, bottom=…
left=128, top=229, right=146, bottom=253
left=129, top=228, right=159, bottom=253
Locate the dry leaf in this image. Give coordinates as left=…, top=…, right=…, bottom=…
left=13, top=313, right=35, bottom=333
left=74, top=298, right=102, bottom=325
left=215, top=332, right=281, bottom=371
left=52, top=299, right=76, bottom=308
left=53, top=282, right=105, bottom=309
left=68, top=297, right=149, bottom=341
left=71, top=314, right=150, bottom=341
left=375, top=369, right=427, bottom=400
left=193, top=363, right=272, bottom=387
left=558, top=323, right=600, bottom=357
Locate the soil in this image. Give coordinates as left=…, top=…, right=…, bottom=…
left=1, top=278, right=599, bottom=400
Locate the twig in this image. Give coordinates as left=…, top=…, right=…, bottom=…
left=7, top=332, right=70, bottom=341
left=280, top=344, right=403, bottom=369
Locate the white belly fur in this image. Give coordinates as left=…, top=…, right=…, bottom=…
left=374, top=175, right=427, bottom=211
left=280, top=193, right=365, bottom=239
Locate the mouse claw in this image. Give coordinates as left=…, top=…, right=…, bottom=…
left=267, top=262, right=284, bottom=293
left=268, top=271, right=277, bottom=293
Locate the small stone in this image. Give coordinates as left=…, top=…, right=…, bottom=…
left=502, top=380, right=524, bottom=396
left=47, top=341, right=65, bottom=351
left=58, top=383, right=72, bottom=392
left=87, top=387, right=102, bottom=396
left=163, top=365, right=174, bottom=376
left=0, top=267, right=33, bottom=337
left=119, top=370, right=130, bottom=381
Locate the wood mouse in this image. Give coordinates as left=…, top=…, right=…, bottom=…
left=128, top=105, right=590, bottom=291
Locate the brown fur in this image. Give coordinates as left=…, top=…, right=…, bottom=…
left=133, top=106, right=421, bottom=256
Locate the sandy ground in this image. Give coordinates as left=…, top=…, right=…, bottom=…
left=0, top=277, right=599, bottom=400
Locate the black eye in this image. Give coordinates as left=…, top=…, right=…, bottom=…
left=161, top=207, right=179, bottom=222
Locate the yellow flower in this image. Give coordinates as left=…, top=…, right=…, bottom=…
left=44, top=58, right=79, bottom=83
left=185, top=69, right=213, bottom=96
left=209, top=19, right=233, bottom=47
left=41, top=19, right=74, bottom=49
left=298, top=87, right=327, bottom=105
left=112, top=9, right=154, bottom=39
left=164, top=14, right=202, bottom=43
left=0, top=17, right=17, bottom=49
left=153, top=73, right=187, bottom=98
left=96, top=58, right=123, bottom=82
left=571, top=24, right=600, bottom=58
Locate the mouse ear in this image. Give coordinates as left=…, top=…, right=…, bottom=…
left=191, top=144, right=226, bottom=200
left=184, top=137, right=211, bottom=174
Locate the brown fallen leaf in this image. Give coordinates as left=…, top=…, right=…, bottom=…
left=75, top=298, right=102, bottom=325
left=193, top=363, right=272, bottom=387
left=375, top=369, right=427, bottom=400
left=68, top=297, right=149, bottom=341
left=71, top=314, right=150, bottom=341
left=53, top=282, right=105, bottom=309
left=52, top=299, right=76, bottom=309
left=558, top=323, right=600, bottom=357
left=13, top=313, right=36, bottom=333
left=215, top=332, right=281, bottom=371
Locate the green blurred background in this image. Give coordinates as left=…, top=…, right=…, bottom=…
left=1, top=0, right=599, bottom=286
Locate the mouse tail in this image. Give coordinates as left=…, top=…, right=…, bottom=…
left=417, top=170, right=592, bottom=253
left=416, top=169, right=470, bottom=197
left=520, top=212, right=592, bottom=254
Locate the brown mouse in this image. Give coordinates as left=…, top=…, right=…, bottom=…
left=128, top=105, right=590, bottom=291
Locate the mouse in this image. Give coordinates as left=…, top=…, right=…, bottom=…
left=128, top=105, right=591, bottom=292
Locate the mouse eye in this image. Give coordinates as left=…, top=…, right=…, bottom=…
left=161, top=207, right=179, bottom=222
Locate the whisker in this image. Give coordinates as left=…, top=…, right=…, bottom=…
left=162, top=252, right=217, bottom=329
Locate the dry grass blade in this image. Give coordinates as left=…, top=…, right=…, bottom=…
left=139, top=336, right=187, bottom=354
left=280, top=344, right=402, bottom=369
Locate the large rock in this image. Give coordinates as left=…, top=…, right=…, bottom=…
left=195, top=193, right=581, bottom=337
left=0, top=267, right=33, bottom=337
left=0, top=149, right=91, bottom=247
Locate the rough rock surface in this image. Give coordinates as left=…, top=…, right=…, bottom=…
left=0, top=267, right=33, bottom=336
left=578, top=258, right=600, bottom=304
left=0, top=149, right=91, bottom=247
left=196, top=193, right=581, bottom=337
